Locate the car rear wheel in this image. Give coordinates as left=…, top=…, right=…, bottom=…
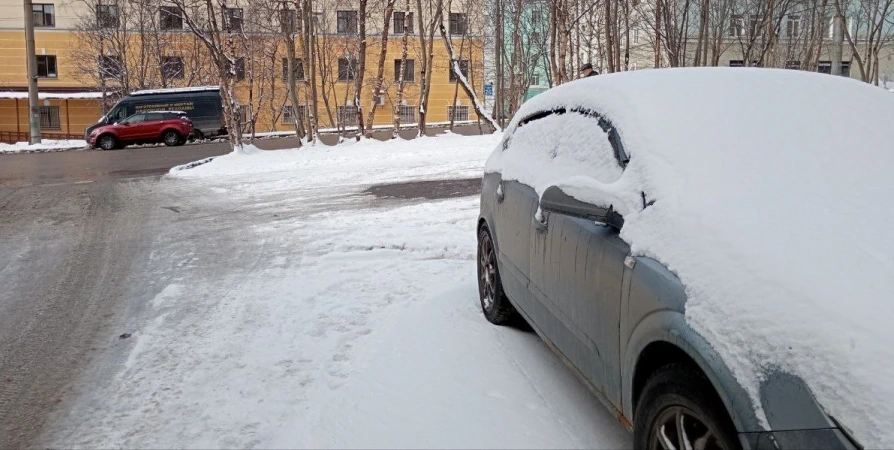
left=477, top=227, right=518, bottom=325
left=163, top=130, right=182, bottom=147
left=98, top=135, right=117, bottom=151
left=635, top=364, right=741, bottom=450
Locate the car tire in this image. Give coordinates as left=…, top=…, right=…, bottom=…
left=163, top=130, right=182, bottom=147
left=98, top=134, right=117, bottom=151
left=634, top=364, right=741, bottom=450
left=477, top=226, right=519, bottom=326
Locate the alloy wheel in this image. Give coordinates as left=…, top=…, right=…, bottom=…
left=649, top=406, right=730, bottom=450
left=164, top=132, right=179, bottom=146
left=478, top=234, right=497, bottom=312
left=100, top=136, right=115, bottom=150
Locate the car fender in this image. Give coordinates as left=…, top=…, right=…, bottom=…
left=623, top=309, right=764, bottom=433
left=478, top=172, right=501, bottom=253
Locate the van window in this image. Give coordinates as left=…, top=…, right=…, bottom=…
left=107, top=106, right=128, bottom=123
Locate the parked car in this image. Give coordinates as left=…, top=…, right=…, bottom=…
left=84, top=86, right=224, bottom=141
left=478, top=68, right=893, bottom=450
left=89, top=111, right=193, bottom=150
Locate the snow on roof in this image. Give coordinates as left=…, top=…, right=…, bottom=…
left=490, top=67, right=894, bottom=447
left=130, top=86, right=220, bottom=96
left=143, top=110, right=188, bottom=115
left=0, top=91, right=105, bottom=100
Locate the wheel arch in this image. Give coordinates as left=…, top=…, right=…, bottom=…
left=624, top=310, right=764, bottom=434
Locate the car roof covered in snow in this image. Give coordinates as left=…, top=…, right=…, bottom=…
left=130, top=86, right=219, bottom=96
left=490, top=67, right=894, bottom=448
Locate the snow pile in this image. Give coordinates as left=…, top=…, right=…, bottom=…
left=0, top=91, right=104, bottom=99
left=488, top=68, right=894, bottom=447
left=0, top=139, right=87, bottom=153
left=170, top=132, right=501, bottom=189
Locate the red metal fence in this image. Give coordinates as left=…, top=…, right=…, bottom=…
left=0, top=131, right=82, bottom=144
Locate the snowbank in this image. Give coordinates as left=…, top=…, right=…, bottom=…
left=0, top=91, right=104, bottom=100
left=0, top=139, right=87, bottom=153
left=488, top=68, right=894, bottom=447
left=170, top=132, right=501, bottom=189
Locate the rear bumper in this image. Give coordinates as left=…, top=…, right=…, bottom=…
left=741, top=428, right=861, bottom=450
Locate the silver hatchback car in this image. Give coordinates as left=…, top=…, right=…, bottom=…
left=476, top=69, right=884, bottom=450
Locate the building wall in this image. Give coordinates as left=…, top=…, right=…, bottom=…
left=0, top=0, right=487, bottom=137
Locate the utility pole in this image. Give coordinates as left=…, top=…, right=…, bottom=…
left=831, top=13, right=844, bottom=76
left=23, top=0, right=42, bottom=144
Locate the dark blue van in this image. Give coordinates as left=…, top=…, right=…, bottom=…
left=84, top=86, right=225, bottom=140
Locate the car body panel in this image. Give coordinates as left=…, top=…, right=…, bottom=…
left=88, top=112, right=192, bottom=148
left=479, top=101, right=860, bottom=449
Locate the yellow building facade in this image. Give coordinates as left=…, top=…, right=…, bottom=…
left=0, top=0, right=486, bottom=141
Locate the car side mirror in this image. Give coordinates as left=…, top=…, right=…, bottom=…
left=540, top=185, right=624, bottom=229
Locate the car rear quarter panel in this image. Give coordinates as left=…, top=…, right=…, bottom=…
left=621, top=256, right=764, bottom=433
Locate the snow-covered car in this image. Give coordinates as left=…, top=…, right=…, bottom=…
left=477, top=68, right=894, bottom=449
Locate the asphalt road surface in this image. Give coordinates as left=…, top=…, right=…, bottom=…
left=0, top=123, right=485, bottom=188
left=0, top=134, right=483, bottom=447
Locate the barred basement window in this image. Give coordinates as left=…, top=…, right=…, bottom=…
left=448, top=105, right=469, bottom=122
left=337, top=105, right=358, bottom=126
left=399, top=104, right=416, bottom=123
left=282, top=105, right=306, bottom=124
left=40, top=106, right=61, bottom=129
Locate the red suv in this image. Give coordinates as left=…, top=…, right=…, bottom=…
left=89, top=111, right=194, bottom=150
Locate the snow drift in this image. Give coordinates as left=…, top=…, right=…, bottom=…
left=487, top=67, right=894, bottom=447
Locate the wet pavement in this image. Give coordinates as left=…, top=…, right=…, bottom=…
left=365, top=177, right=482, bottom=200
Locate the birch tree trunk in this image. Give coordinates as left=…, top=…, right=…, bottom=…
left=392, top=0, right=411, bottom=138
left=353, top=0, right=369, bottom=140
left=366, top=0, right=396, bottom=137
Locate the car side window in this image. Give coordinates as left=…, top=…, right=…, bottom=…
left=123, top=114, right=145, bottom=124
left=145, top=113, right=163, bottom=121
left=509, top=109, right=624, bottom=184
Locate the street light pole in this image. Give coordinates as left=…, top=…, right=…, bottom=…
left=23, top=0, right=42, bottom=144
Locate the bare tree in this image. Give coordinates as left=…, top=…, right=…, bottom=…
left=392, top=0, right=412, bottom=138
left=416, top=0, right=444, bottom=136
left=366, top=0, right=398, bottom=137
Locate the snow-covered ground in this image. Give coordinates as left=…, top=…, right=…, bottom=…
left=39, top=133, right=630, bottom=448
left=0, top=139, right=87, bottom=154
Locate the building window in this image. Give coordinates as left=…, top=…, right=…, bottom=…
left=786, top=15, right=801, bottom=37
left=282, top=105, right=306, bottom=123
left=282, top=58, right=305, bottom=81
left=337, top=105, right=358, bottom=126
left=280, top=9, right=299, bottom=33
left=160, top=6, right=182, bottom=30
left=818, top=61, right=850, bottom=76
left=338, top=57, right=358, bottom=81
left=337, top=10, right=358, bottom=34
left=313, top=12, right=323, bottom=29
left=394, top=59, right=415, bottom=81
left=33, top=4, right=55, bottom=27
left=233, top=56, right=245, bottom=80
left=99, top=55, right=122, bottom=79
left=530, top=9, right=541, bottom=25
left=449, top=13, right=467, bottom=35
left=393, top=11, right=413, bottom=34
left=448, top=59, right=469, bottom=82
left=162, top=56, right=184, bottom=79
left=97, top=4, right=119, bottom=28
left=729, top=14, right=744, bottom=37
left=633, top=28, right=640, bottom=44
left=530, top=73, right=539, bottom=86
left=785, top=60, right=801, bottom=69
left=36, top=55, right=57, bottom=78
left=224, top=7, right=243, bottom=32
left=398, top=104, right=416, bottom=123
left=40, top=106, right=61, bottom=129
left=448, top=105, right=469, bottom=121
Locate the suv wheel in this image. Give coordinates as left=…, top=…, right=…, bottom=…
left=634, top=364, right=741, bottom=450
left=163, top=130, right=182, bottom=147
left=477, top=226, right=519, bottom=325
left=98, top=135, right=117, bottom=151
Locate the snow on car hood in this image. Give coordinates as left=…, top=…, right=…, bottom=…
left=487, top=67, right=894, bottom=447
